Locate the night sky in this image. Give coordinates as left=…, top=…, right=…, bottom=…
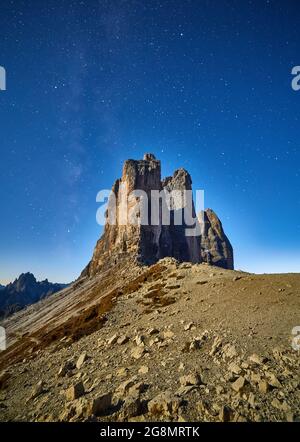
left=1, top=0, right=300, bottom=284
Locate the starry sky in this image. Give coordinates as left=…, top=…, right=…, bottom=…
left=0, top=0, right=300, bottom=284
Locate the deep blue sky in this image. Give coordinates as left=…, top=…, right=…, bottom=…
left=0, top=0, right=299, bottom=283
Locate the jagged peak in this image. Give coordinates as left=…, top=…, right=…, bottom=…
left=87, top=154, right=234, bottom=275
left=143, top=153, right=156, bottom=161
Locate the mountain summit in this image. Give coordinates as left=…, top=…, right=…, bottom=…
left=0, top=273, right=67, bottom=318
left=84, top=154, right=233, bottom=277
left=0, top=155, right=299, bottom=423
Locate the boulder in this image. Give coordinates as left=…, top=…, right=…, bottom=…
left=117, top=335, right=129, bottom=345
left=258, top=380, right=270, bottom=394
left=231, top=376, right=246, bottom=392
left=131, top=346, right=145, bottom=360
left=219, top=405, right=233, bottom=422
left=88, top=392, right=112, bottom=416
left=116, top=378, right=138, bottom=397
left=58, top=360, right=75, bottom=377
left=65, top=381, right=84, bottom=401
left=148, top=392, right=180, bottom=417
left=119, top=394, right=142, bottom=419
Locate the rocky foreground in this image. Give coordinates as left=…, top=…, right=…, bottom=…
left=0, top=258, right=299, bottom=422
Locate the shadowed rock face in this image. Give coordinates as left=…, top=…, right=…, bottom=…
left=84, top=154, right=233, bottom=276
left=199, top=209, right=234, bottom=270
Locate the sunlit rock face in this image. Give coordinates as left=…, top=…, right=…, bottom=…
left=84, top=154, right=234, bottom=277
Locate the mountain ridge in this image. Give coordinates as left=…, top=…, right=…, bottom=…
left=0, top=272, right=68, bottom=318
left=84, top=153, right=233, bottom=277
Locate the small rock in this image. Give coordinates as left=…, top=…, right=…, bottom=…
left=149, top=337, right=161, bottom=347
left=148, top=392, right=180, bottom=417
left=266, top=373, right=281, bottom=389
left=138, top=365, right=149, bottom=374
left=210, top=336, right=222, bottom=356
left=76, top=352, right=88, bottom=370
left=286, top=412, right=294, bottom=422
left=189, top=337, right=202, bottom=350
left=179, top=372, right=201, bottom=386
left=231, top=376, right=246, bottom=392
left=233, top=413, right=247, bottom=422
left=184, top=322, right=195, bottom=331
left=271, top=398, right=282, bottom=410
left=222, top=344, right=237, bottom=359
left=250, top=372, right=261, bottom=384
left=197, top=399, right=209, bottom=414
left=163, top=330, right=175, bottom=339
left=0, top=371, right=10, bottom=390
left=107, top=334, right=118, bottom=346
left=134, top=335, right=145, bottom=346
left=219, top=405, right=233, bottom=422
left=58, top=360, right=75, bottom=377
left=233, top=276, right=242, bottom=281
left=228, top=362, right=242, bottom=375
left=74, top=397, right=89, bottom=419
left=116, top=377, right=137, bottom=397
left=119, top=394, right=142, bottom=419
left=131, top=346, right=145, bottom=360
left=248, top=392, right=256, bottom=408
left=65, top=381, right=84, bottom=401
left=117, top=367, right=129, bottom=377
left=215, top=385, right=224, bottom=395
left=117, top=336, right=129, bottom=345
left=178, top=362, right=185, bottom=371
left=175, top=385, right=197, bottom=396
left=258, top=380, right=270, bottom=394
left=30, top=381, right=45, bottom=400
left=249, top=354, right=263, bottom=365
left=128, top=382, right=147, bottom=396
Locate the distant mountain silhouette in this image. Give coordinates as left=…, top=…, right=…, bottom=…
left=0, top=273, right=68, bottom=318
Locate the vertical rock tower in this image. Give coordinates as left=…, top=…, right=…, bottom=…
left=85, top=154, right=233, bottom=276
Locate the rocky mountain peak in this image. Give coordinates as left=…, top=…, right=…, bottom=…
left=199, top=208, right=234, bottom=269
left=12, top=272, right=37, bottom=292
left=0, top=273, right=68, bottom=318
left=85, top=154, right=233, bottom=276
left=143, top=153, right=157, bottom=161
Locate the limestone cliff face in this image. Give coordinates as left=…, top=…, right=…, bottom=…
left=0, top=273, right=67, bottom=318
left=84, top=154, right=233, bottom=276
left=86, top=154, right=162, bottom=276
left=160, top=168, right=200, bottom=263
left=199, top=208, right=234, bottom=270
